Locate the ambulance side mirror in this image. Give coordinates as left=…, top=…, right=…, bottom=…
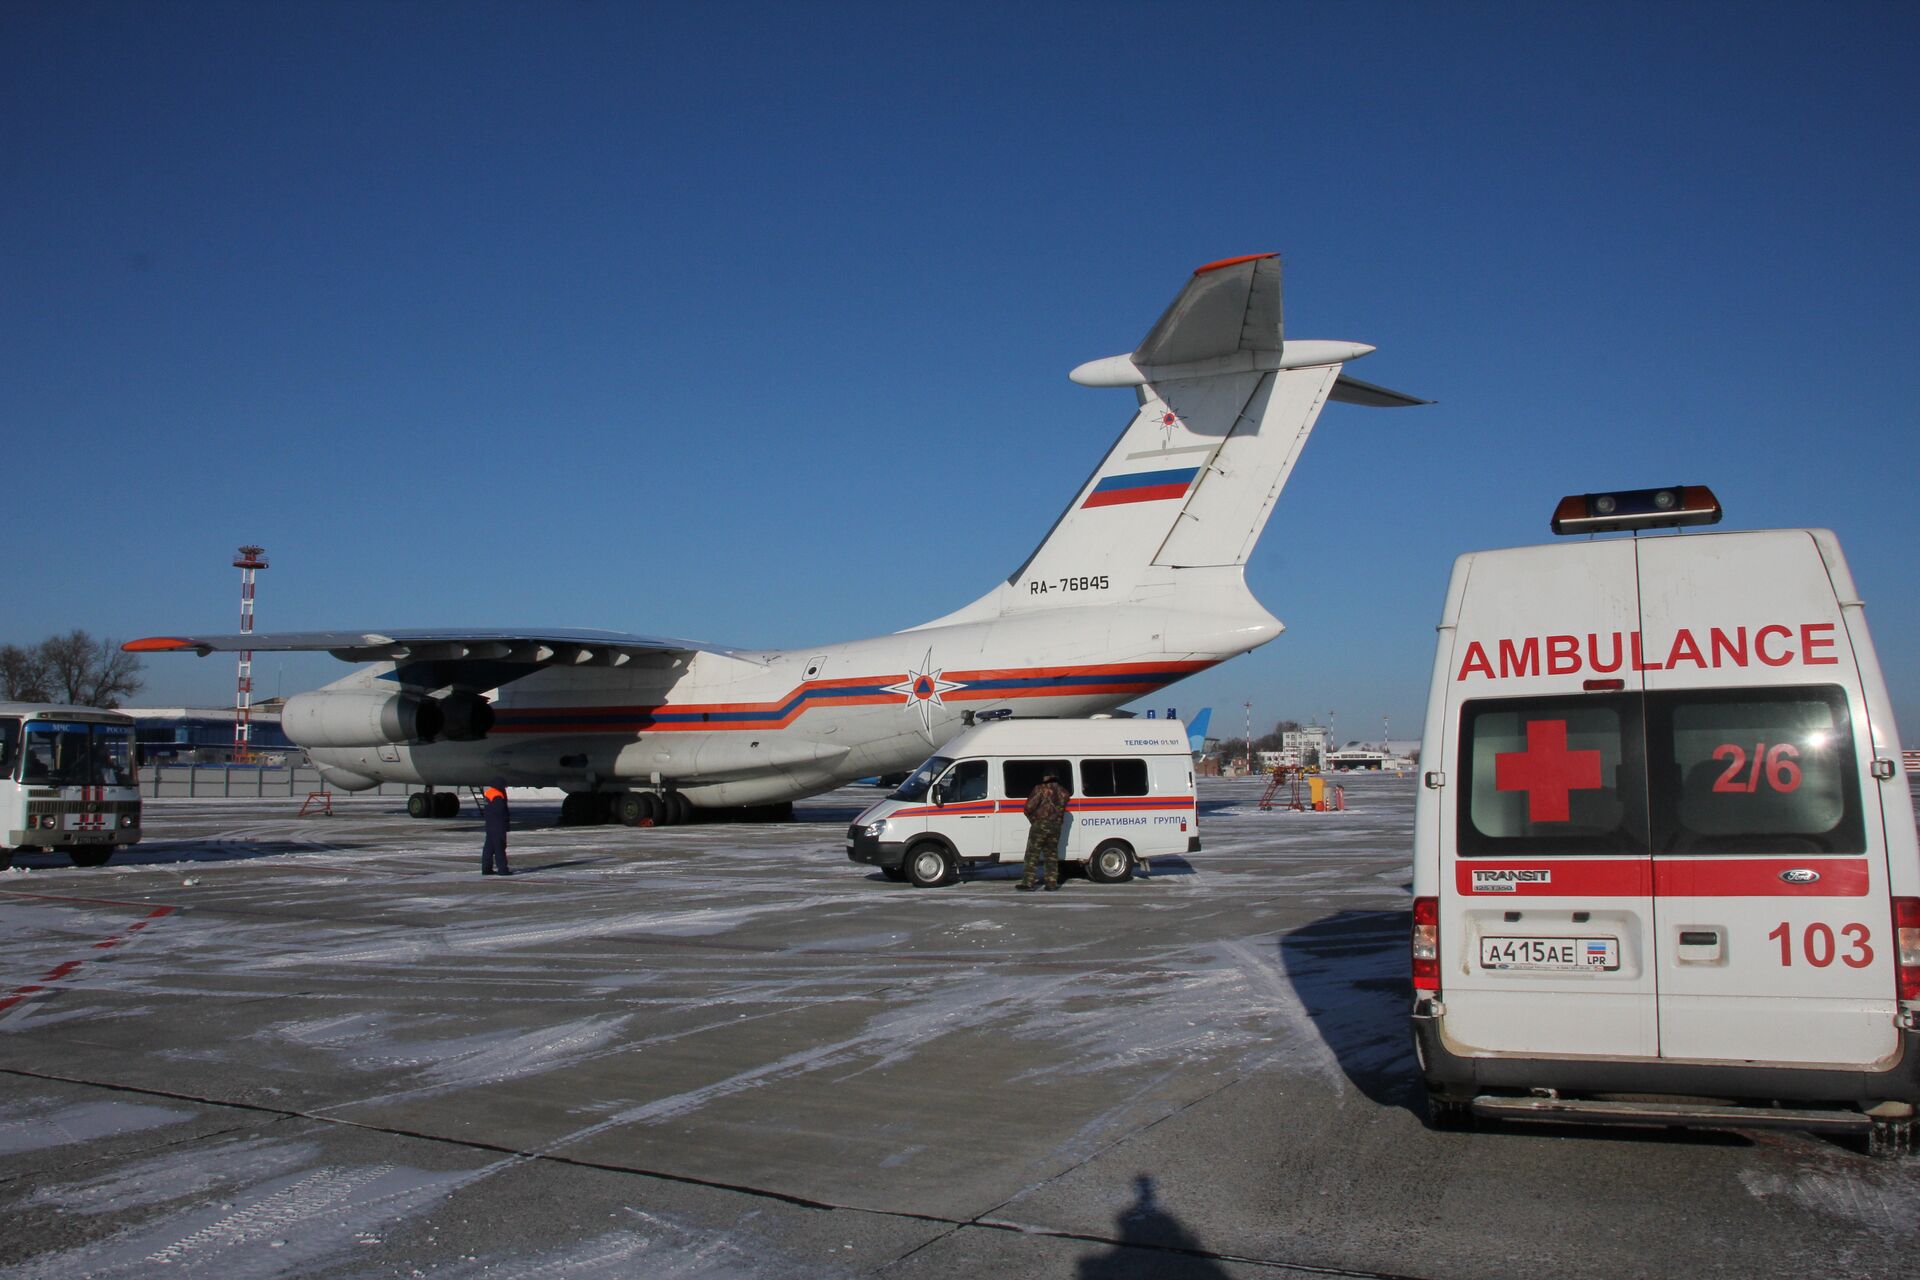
left=931, top=782, right=948, bottom=806
left=1424, top=771, right=1446, bottom=789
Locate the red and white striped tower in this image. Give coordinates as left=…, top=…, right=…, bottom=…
left=232, top=545, right=268, bottom=761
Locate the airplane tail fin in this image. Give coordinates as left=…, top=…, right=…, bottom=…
left=922, top=254, right=1425, bottom=627
left=1186, top=708, right=1212, bottom=754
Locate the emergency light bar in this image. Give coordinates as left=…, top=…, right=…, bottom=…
left=1551, top=485, right=1722, bottom=536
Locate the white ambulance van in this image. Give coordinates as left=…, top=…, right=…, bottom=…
left=1410, top=486, right=1920, bottom=1154
left=845, top=718, right=1199, bottom=887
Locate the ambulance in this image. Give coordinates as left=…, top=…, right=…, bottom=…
left=1409, top=486, right=1920, bottom=1154
left=845, top=718, right=1199, bottom=887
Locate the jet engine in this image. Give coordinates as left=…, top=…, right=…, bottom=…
left=282, top=689, right=444, bottom=748
left=437, top=692, right=495, bottom=742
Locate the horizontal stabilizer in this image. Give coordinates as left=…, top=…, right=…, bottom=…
left=1133, top=253, right=1282, bottom=367
left=1330, top=374, right=1432, bottom=408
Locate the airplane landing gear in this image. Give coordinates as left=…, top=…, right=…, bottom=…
left=560, top=792, right=614, bottom=826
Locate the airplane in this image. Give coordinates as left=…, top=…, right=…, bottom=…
left=128, top=253, right=1425, bottom=826
left=1185, top=708, right=1214, bottom=761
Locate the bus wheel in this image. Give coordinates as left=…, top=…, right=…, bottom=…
left=69, top=849, right=114, bottom=868
left=406, top=793, right=430, bottom=819
left=906, top=844, right=954, bottom=888
left=1087, top=841, right=1134, bottom=883
left=1868, top=1115, right=1916, bottom=1158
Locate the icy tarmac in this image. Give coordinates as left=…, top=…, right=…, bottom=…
left=1, top=774, right=1916, bottom=1278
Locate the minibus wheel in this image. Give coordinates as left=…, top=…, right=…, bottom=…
left=1425, top=1091, right=1475, bottom=1130
left=1087, top=841, right=1134, bottom=883
left=68, top=849, right=113, bottom=868
left=1868, top=1115, right=1916, bottom=1158
left=906, top=843, right=954, bottom=888
left=880, top=864, right=908, bottom=882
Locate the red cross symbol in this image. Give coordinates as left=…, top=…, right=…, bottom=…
left=1495, top=719, right=1603, bottom=823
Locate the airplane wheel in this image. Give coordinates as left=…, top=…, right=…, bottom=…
left=1088, top=841, right=1134, bottom=883
left=667, top=793, right=692, bottom=825
left=69, top=849, right=114, bottom=868
left=560, top=793, right=594, bottom=826
left=618, top=792, right=660, bottom=826
left=434, top=791, right=460, bottom=818
left=906, top=843, right=954, bottom=888
left=407, top=793, right=430, bottom=819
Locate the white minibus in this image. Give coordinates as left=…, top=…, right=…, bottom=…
left=847, top=718, right=1198, bottom=887
left=1410, top=487, right=1919, bottom=1154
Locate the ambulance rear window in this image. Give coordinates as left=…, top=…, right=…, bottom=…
left=1457, top=695, right=1648, bottom=856
left=1647, top=685, right=1864, bottom=854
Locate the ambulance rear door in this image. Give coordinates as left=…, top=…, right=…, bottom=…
left=1441, top=540, right=1659, bottom=1059
left=1637, top=531, right=1899, bottom=1067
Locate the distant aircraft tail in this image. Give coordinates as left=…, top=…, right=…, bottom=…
left=1186, top=708, right=1212, bottom=755
left=919, top=254, right=1424, bottom=630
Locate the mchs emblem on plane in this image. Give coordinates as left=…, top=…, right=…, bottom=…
left=130, top=253, right=1425, bottom=823
left=882, top=654, right=965, bottom=738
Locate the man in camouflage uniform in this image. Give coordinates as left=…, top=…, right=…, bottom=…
left=1018, top=770, right=1070, bottom=891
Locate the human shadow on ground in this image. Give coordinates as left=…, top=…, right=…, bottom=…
left=1276, top=908, right=1421, bottom=1114
left=1074, top=1174, right=1233, bottom=1279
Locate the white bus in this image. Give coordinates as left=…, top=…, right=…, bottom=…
left=0, top=703, right=142, bottom=869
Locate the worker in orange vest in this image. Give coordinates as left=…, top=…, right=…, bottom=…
left=481, top=777, right=512, bottom=876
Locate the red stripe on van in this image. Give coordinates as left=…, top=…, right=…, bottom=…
left=1455, top=857, right=1869, bottom=897
left=1455, top=860, right=1650, bottom=896
left=1654, top=857, right=1869, bottom=897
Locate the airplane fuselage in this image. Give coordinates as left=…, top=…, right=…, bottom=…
left=308, top=598, right=1277, bottom=806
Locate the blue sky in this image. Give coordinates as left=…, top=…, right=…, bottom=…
left=4, top=2, right=1917, bottom=743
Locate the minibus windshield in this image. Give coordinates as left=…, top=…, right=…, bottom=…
left=890, top=757, right=954, bottom=802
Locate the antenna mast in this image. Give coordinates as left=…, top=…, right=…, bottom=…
left=232, top=545, right=268, bottom=761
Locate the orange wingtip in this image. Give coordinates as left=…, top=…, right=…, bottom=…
left=123, top=637, right=195, bottom=652
left=1192, top=252, right=1276, bottom=276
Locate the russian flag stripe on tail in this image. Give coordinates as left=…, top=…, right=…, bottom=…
left=1082, top=467, right=1200, bottom=508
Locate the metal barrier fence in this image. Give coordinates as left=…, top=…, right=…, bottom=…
left=142, top=764, right=414, bottom=799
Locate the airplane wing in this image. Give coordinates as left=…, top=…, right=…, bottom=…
left=124, top=627, right=748, bottom=668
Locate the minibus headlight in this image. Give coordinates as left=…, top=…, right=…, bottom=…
left=861, top=819, right=889, bottom=839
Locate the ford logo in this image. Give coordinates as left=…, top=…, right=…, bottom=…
left=1779, top=869, right=1821, bottom=884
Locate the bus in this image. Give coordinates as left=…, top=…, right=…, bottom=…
left=0, top=703, right=142, bottom=869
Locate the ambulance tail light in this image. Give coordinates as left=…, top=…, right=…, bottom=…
left=1412, top=896, right=1441, bottom=993
left=1551, top=485, right=1722, bottom=535
left=1895, top=897, right=1920, bottom=1002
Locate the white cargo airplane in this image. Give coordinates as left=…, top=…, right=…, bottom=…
left=130, top=254, right=1424, bottom=824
